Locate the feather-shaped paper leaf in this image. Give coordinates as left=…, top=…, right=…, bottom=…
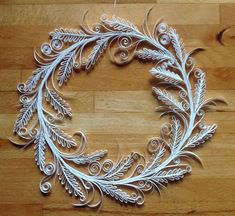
left=154, top=167, right=189, bottom=183
left=14, top=100, right=37, bottom=132
left=102, top=15, right=138, bottom=32
left=51, top=28, right=88, bottom=43
left=46, top=124, right=76, bottom=148
left=45, top=88, right=72, bottom=117
left=23, top=66, right=48, bottom=92
left=194, top=72, right=206, bottom=112
left=72, top=150, right=108, bottom=165
left=144, top=145, right=165, bottom=173
left=86, top=38, right=108, bottom=70
left=169, top=28, right=185, bottom=61
left=153, top=87, right=185, bottom=112
left=59, top=165, right=84, bottom=198
left=58, top=51, right=75, bottom=86
left=150, top=67, right=182, bottom=84
left=136, top=48, right=170, bottom=61
left=106, top=153, right=136, bottom=180
left=170, top=117, right=182, bottom=152
left=186, top=124, right=217, bottom=148
left=34, top=133, right=46, bottom=171
left=100, top=184, right=136, bottom=204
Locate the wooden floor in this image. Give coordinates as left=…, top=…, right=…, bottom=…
left=0, top=0, right=235, bottom=215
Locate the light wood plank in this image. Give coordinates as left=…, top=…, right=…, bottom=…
left=221, top=3, right=235, bottom=24
left=0, top=70, right=21, bottom=91
left=0, top=91, right=94, bottom=113
left=0, top=4, right=220, bottom=25
left=1, top=112, right=235, bottom=139
left=20, top=66, right=235, bottom=91
left=158, top=0, right=235, bottom=2
left=0, top=204, right=43, bottom=216
left=0, top=24, right=230, bottom=48
left=0, top=0, right=157, bottom=4
left=94, top=90, right=232, bottom=113
left=2, top=46, right=234, bottom=70
left=1, top=131, right=235, bottom=159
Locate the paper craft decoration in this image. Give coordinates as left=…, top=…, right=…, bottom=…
left=12, top=11, right=219, bottom=208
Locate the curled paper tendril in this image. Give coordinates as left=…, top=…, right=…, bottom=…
left=12, top=12, right=220, bottom=208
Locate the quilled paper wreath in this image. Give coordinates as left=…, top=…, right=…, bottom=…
left=12, top=12, right=220, bottom=208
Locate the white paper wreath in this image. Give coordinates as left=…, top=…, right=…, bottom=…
left=11, top=11, right=220, bottom=208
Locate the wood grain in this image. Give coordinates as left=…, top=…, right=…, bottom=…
left=0, top=25, right=230, bottom=48
left=0, top=1, right=235, bottom=216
